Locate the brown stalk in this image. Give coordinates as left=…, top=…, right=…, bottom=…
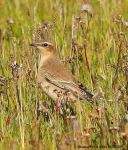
left=80, top=24, right=93, bottom=83
left=12, top=67, right=21, bottom=108
left=116, top=40, right=123, bottom=78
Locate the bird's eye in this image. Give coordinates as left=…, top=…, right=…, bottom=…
left=43, top=43, right=48, bottom=47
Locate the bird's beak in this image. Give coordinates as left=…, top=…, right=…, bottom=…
left=30, top=43, right=38, bottom=47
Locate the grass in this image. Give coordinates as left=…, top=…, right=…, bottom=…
left=0, top=0, right=128, bottom=149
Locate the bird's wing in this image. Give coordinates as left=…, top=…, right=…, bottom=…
left=42, top=64, right=94, bottom=96
left=40, top=70, right=94, bottom=105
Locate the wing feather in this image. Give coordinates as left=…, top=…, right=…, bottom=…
left=43, top=72, right=94, bottom=105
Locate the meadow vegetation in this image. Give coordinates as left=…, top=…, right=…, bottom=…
left=0, top=0, right=128, bottom=149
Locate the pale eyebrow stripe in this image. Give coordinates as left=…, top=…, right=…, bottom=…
left=46, top=42, right=53, bottom=45
left=37, top=42, right=53, bottom=46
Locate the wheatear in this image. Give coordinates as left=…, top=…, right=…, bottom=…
left=30, top=40, right=95, bottom=105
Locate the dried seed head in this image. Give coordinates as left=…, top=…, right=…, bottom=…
left=0, top=81, right=4, bottom=86
left=79, top=20, right=85, bottom=25
left=53, top=12, right=57, bottom=29
left=6, top=19, right=15, bottom=24
left=124, top=22, right=128, bottom=28
left=121, top=132, right=127, bottom=137
left=38, top=105, right=49, bottom=113
left=84, top=127, right=90, bottom=131
left=85, top=133, right=90, bottom=137
left=9, top=61, right=18, bottom=69
left=20, top=64, right=23, bottom=68
left=109, top=127, right=113, bottom=131
left=59, top=5, right=62, bottom=23
left=66, top=116, right=76, bottom=120
left=118, top=15, right=122, bottom=20
left=114, top=19, right=119, bottom=22
left=0, top=75, right=6, bottom=82
left=114, top=127, right=119, bottom=131
left=125, top=114, right=128, bottom=121
left=75, top=17, right=81, bottom=21
left=43, top=21, right=52, bottom=40
left=119, top=32, right=124, bottom=35
left=66, top=108, right=70, bottom=114
left=88, top=113, right=99, bottom=119
left=81, top=4, right=92, bottom=13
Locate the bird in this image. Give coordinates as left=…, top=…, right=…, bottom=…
left=30, top=39, right=95, bottom=106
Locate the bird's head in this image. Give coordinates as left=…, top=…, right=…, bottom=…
left=30, top=40, right=56, bottom=56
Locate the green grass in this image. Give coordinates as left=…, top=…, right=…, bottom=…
left=0, top=0, right=128, bottom=149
